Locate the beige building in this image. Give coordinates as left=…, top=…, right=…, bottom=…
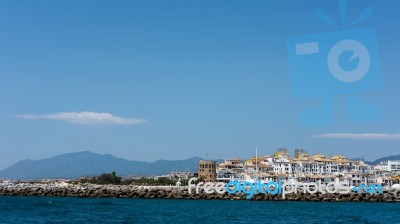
left=198, top=160, right=217, bottom=182
left=216, top=148, right=376, bottom=185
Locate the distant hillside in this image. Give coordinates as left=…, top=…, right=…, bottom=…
left=2, top=151, right=398, bottom=179
left=0, top=151, right=201, bottom=179
left=364, top=154, right=400, bottom=165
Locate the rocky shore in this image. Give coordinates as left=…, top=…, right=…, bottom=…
left=1, top=184, right=399, bottom=202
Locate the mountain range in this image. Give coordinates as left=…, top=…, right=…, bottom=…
left=0, top=151, right=201, bottom=179
left=0, top=151, right=399, bottom=179
left=364, top=154, right=400, bottom=165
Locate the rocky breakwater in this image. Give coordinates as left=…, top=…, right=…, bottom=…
left=0, top=183, right=400, bottom=202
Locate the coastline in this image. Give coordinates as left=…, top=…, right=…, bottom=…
left=1, top=183, right=399, bottom=202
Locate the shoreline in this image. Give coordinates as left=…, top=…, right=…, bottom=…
left=1, top=184, right=400, bottom=202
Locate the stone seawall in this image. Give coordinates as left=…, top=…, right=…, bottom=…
left=1, top=184, right=400, bottom=202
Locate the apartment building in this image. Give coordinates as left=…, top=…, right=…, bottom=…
left=375, top=160, right=400, bottom=173
left=216, top=148, right=375, bottom=183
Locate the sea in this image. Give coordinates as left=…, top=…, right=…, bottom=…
left=0, top=196, right=399, bottom=223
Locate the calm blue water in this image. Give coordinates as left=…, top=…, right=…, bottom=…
left=0, top=196, right=399, bottom=223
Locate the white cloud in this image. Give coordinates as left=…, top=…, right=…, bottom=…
left=14, top=111, right=147, bottom=126
left=311, top=133, right=400, bottom=140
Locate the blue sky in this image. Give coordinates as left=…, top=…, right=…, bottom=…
left=0, top=0, right=399, bottom=169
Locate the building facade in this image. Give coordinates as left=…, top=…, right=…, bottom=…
left=216, top=148, right=379, bottom=185
left=198, top=160, right=217, bottom=182
left=376, top=160, right=400, bottom=173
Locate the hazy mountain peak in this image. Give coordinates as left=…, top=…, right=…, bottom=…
left=0, top=151, right=201, bottom=179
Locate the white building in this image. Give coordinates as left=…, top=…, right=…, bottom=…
left=217, top=148, right=376, bottom=184
left=217, top=158, right=246, bottom=182
left=375, top=160, right=400, bottom=173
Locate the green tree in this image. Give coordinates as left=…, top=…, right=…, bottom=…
left=83, top=172, right=122, bottom=185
